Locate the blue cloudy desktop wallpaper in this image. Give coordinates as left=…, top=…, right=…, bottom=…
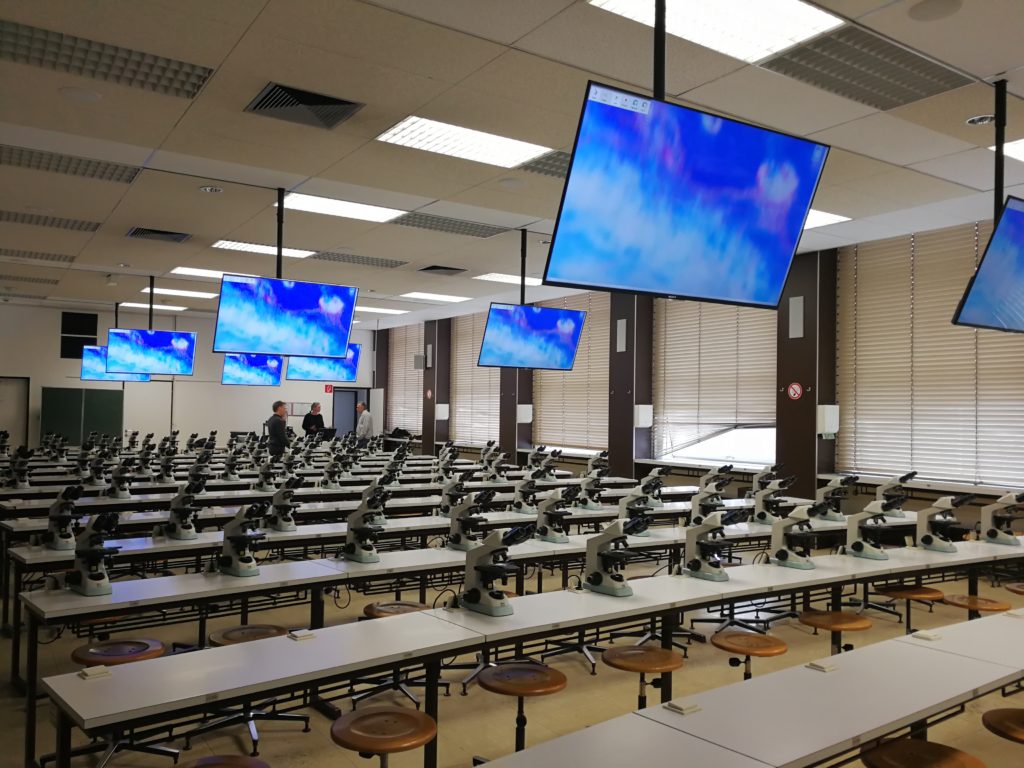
left=286, top=343, right=361, bottom=382
left=81, top=346, right=150, bottom=382
left=106, top=330, right=196, bottom=375
left=956, top=197, right=1024, bottom=332
left=214, top=275, right=358, bottom=357
left=222, top=353, right=283, bottom=386
left=478, top=304, right=585, bottom=370
left=545, top=84, right=829, bottom=307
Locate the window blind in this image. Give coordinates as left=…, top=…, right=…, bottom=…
left=533, top=292, right=610, bottom=450
left=449, top=312, right=499, bottom=445
left=386, top=323, right=423, bottom=433
left=837, top=220, right=1024, bottom=486
left=652, top=299, right=776, bottom=458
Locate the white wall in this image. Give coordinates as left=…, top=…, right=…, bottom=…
left=0, top=303, right=375, bottom=446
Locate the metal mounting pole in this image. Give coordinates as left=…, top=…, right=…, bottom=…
left=148, top=276, right=154, bottom=330
left=520, top=229, right=527, bottom=305
left=994, top=79, right=1007, bottom=222
left=654, top=0, right=666, bottom=100
left=276, top=187, right=285, bottom=280
left=114, top=302, right=119, bottom=329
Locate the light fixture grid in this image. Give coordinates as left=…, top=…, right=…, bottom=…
left=393, top=211, right=508, bottom=238
left=0, top=247, right=75, bottom=264
left=142, top=286, right=218, bottom=299
left=212, top=240, right=315, bottom=258
left=401, top=291, right=471, bottom=303
left=119, top=302, right=186, bottom=311
left=473, top=273, right=543, bottom=286
left=0, top=273, right=60, bottom=285
left=281, top=193, right=405, bottom=223
left=377, top=116, right=552, bottom=168
left=311, top=251, right=408, bottom=269
left=0, top=210, right=100, bottom=231
left=0, top=144, right=140, bottom=183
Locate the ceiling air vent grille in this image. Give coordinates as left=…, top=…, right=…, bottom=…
left=0, top=144, right=140, bottom=183
left=760, top=25, right=972, bottom=111
left=0, top=247, right=75, bottom=264
left=312, top=251, right=407, bottom=269
left=125, top=226, right=191, bottom=243
left=520, top=150, right=571, bottom=178
left=0, top=291, right=41, bottom=300
left=393, top=212, right=508, bottom=239
left=0, top=210, right=100, bottom=231
left=245, top=82, right=365, bottom=129
left=418, top=265, right=466, bottom=276
left=0, top=20, right=213, bottom=99
left=0, top=273, right=60, bottom=285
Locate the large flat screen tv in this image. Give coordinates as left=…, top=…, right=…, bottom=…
left=221, top=353, right=283, bottom=386
left=106, top=329, right=197, bottom=375
left=81, top=346, right=150, bottom=382
left=543, top=82, right=830, bottom=308
left=953, top=196, right=1024, bottom=333
left=285, top=343, right=362, bottom=382
left=478, top=303, right=586, bottom=370
left=213, top=274, right=358, bottom=358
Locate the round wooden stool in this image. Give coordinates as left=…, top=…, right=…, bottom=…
left=209, top=624, right=288, bottom=647
left=71, top=638, right=165, bottom=667
left=363, top=601, right=429, bottom=619
left=861, top=739, right=985, bottom=767
left=710, top=631, right=787, bottom=680
left=331, top=707, right=436, bottom=767
left=1003, top=583, right=1024, bottom=596
left=602, top=645, right=684, bottom=709
left=181, top=757, right=270, bottom=768
left=943, top=595, right=1011, bottom=618
left=798, top=610, right=872, bottom=655
left=982, top=708, right=1024, bottom=744
left=478, top=663, right=567, bottom=752
left=874, top=584, right=945, bottom=635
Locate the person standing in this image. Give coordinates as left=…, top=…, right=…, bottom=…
left=266, top=400, right=289, bottom=459
left=355, top=401, right=373, bottom=446
left=302, top=402, right=325, bottom=437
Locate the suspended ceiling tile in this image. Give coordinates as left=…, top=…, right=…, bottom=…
left=343, top=222, right=473, bottom=263
left=0, top=221, right=96, bottom=255
left=819, top=148, right=899, bottom=185
left=364, top=0, right=575, bottom=45
left=890, top=83, right=1024, bottom=146
left=809, top=112, right=975, bottom=165
left=810, top=184, right=899, bottom=219
left=226, top=208, right=384, bottom=253
left=809, top=0, right=895, bottom=18
left=445, top=177, right=564, bottom=221
left=144, top=150, right=308, bottom=191
left=416, top=201, right=540, bottom=230
left=841, top=164, right=974, bottom=208
left=528, top=219, right=557, bottom=235
left=0, top=122, right=153, bottom=167
left=0, top=165, right=131, bottom=222
left=796, top=229, right=847, bottom=252
left=682, top=65, right=877, bottom=136
left=910, top=148, right=1024, bottom=192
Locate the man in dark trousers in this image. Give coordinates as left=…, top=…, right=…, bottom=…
left=266, top=400, right=289, bottom=459
left=302, top=402, right=325, bottom=437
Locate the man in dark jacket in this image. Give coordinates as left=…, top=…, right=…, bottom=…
left=302, top=402, right=325, bottom=437
left=266, top=400, right=289, bottom=459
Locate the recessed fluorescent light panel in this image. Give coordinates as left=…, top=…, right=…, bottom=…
left=803, top=209, right=850, bottom=229
left=171, top=266, right=257, bottom=280
left=355, top=306, right=410, bottom=315
left=990, top=139, right=1024, bottom=164
left=119, top=302, right=187, bottom=311
left=401, top=292, right=471, bottom=303
left=473, top=273, right=543, bottom=286
left=212, top=240, right=315, bottom=258
left=376, top=116, right=552, bottom=168
left=142, top=287, right=218, bottom=299
left=280, top=193, right=405, bottom=223
left=588, top=0, right=843, bottom=64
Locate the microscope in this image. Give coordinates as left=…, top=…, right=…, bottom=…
left=339, top=492, right=388, bottom=563
left=458, top=527, right=531, bottom=617
left=447, top=490, right=495, bottom=551
left=140, top=432, right=155, bottom=452
left=358, top=479, right=391, bottom=526
left=320, top=455, right=354, bottom=489
left=679, top=508, right=740, bottom=581
left=816, top=475, right=859, bottom=522
left=481, top=453, right=513, bottom=483
left=690, top=475, right=732, bottom=522
left=769, top=502, right=827, bottom=569
left=574, top=472, right=606, bottom=511
left=103, top=459, right=135, bottom=499
left=267, top=476, right=303, bottom=532
left=617, top=491, right=653, bottom=537
left=507, top=475, right=540, bottom=515
left=875, top=472, right=918, bottom=518
left=438, top=440, right=457, bottom=465
left=252, top=462, right=279, bottom=493
left=133, top=446, right=155, bottom=481
left=480, top=440, right=499, bottom=464
left=43, top=485, right=85, bottom=551
left=186, top=451, right=213, bottom=487
left=751, top=463, right=784, bottom=491
left=382, top=460, right=404, bottom=485
left=217, top=502, right=268, bottom=577
left=535, top=490, right=574, bottom=544
left=634, top=466, right=671, bottom=507
left=438, top=471, right=473, bottom=517
left=527, top=445, right=549, bottom=469
left=154, top=454, right=178, bottom=484
left=0, top=429, right=9, bottom=456
left=917, top=494, right=973, bottom=553
left=699, top=464, right=734, bottom=487
left=751, top=476, right=797, bottom=524
left=205, top=430, right=218, bottom=451
left=66, top=511, right=121, bottom=597
left=219, top=449, right=246, bottom=482
left=584, top=451, right=609, bottom=479
left=84, top=456, right=108, bottom=488
left=6, top=448, right=33, bottom=489
left=842, top=497, right=900, bottom=560
left=183, top=432, right=200, bottom=455
left=979, top=491, right=1024, bottom=546
left=126, top=430, right=139, bottom=451
left=165, top=480, right=205, bottom=540
left=431, top=457, right=459, bottom=484
left=280, top=451, right=302, bottom=481
left=535, top=449, right=563, bottom=480
left=583, top=518, right=647, bottom=597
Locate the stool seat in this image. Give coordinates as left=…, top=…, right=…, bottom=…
left=330, top=707, right=436, bottom=754
left=982, top=708, right=1024, bottom=744
left=602, top=645, right=685, bottom=674
left=1003, top=583, right=1024, bottom=596
left=209, top=624, right=288, bottom=647
left=478, top=663, right=567, bottom=698
left=943, top=595, right=1011, bottom=612
left=875, top=585, right=944, bottom=601
left=363, top=600, right=430, bottom=619
left=71, top=638, right=165, bottom=667
left=711, top=631, right=788, bottom=658
left=861, top=739, right=985, bottom=768
left=181, top=757, right=270, bottom=768
left=798, top=610, right=872, bottom=633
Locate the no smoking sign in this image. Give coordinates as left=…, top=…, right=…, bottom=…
left=787, top=382, right=803, bottom=401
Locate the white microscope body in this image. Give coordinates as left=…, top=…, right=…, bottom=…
left=218, top=502, right=268, bottom=577
left=751, top=464, right=783, bottom=491
left=67, top=511, right=121, bottom=597
left=751, top=476, right=797, bottom=524
left=918, top=493, right=973, bottom=553
left=535, top=492, right=573, bottom=544
left=339, top=493, right=387, bottom=563
left=690, top=476, right=732, bottom=522
left=816, top=475, right=859, bottom=522
left=769, top=502, right=827, bottom=569
left=875, top=471, right=917, bottom=518
left=252, top=462, right=280, bottom=493
left=574, top=473, right=606, bottom=511
left=165, top=480, right=205, bottom=540
left=459, top=530, right=521, bottom=617
left=980, top=491, right=1024, bottom=546
left=267, top=476, right=303, bottom=532
left=843, top=499, right=898, bottom=560
left=583, top=519, right=636, bottom=597
left=617, top=491, right=653, bottom=537
left=438, top=473, right=470, bottom=517
left=680, top=509, right=733, bottom=581
left=447, top=490, right=495, bottom=551
left=584, top=451, right=609, bottom=479
left=43, top=485, right=84, bottom=551
left=103, top=460, right=135, bottom=499
left=507, top=476, right=540, bottom=515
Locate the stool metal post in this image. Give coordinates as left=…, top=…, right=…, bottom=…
left=424, top=658, right=440, bottom=768
left=659, top=609, right=677, bottom=703
left=514, top=696, right=527, bottom=752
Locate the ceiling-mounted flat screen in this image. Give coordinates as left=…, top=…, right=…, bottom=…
left=543, top=82, right=830, bottom=308
left=285, top=343, right=362, bottom=382
left=478, top=303, right=586, bottom=370
left=105, top=329, right=197, bottom=375
left=81, top=346, right=150, bottom=382
left=213, top=274, right=358, bottom=358
left=221, top=353, right=284, bottom=386
left=954, top=195, right=1024, bottom=333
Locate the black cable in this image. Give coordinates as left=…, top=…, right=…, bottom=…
left=331, top=585, right=352, bottom=610
left=432, top=588, right=458, bottom=609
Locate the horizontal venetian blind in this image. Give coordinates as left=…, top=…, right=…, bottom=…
left=449, top=312, right=499, bottom=444
left=652, top=299, right=776, bottom=457
left=533, top=292, right=610, bottom=450
left=386, top=323, right=423, bottom=433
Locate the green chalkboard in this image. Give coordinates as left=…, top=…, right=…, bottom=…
left=40, top=388, right=84, bottom=444
left=84, top=389, right=123, bottom=439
